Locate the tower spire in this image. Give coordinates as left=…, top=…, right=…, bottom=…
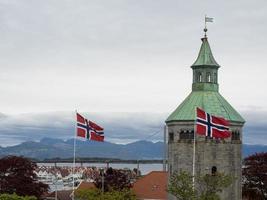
left=191, top=20, right=220, bottom=92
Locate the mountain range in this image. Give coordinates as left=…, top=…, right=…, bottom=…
left=0, top=138, right=266, bottom=160
left=0, top=138, right=163, bottom=160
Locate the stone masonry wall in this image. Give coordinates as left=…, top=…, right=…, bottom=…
left=167, top=121, right=243, bottom=200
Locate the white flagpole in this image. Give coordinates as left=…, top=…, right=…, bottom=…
left=192, top=107, right=197, bottom=189
left=163, top=125, right=167, bottom=171
left=72, top=110, right=77, bottom=200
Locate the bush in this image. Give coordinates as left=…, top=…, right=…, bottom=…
left=0, top=156, right=48, bottom=199
left=75, top=188, right=136, bottom=200
left=0, top=193, right=37, bottom=200
left=168, top=171, right=233, bottom=200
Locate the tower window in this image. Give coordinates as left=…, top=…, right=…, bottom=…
left=180, top=130, right=185, bottom=139
left=232, top=131, right=240, bottom=141
left=169, top=132, right=174, bottom=142
left=180, top=130, right=194, bottom=140
left=211, top=166, right=217, bottom=175
left=198, top=73, right=202, bottom=82
left=207, top=72, right=211, bottom=82
left=189, top=130, right=194, bottom=139
left=186, top=130, right=190, bottom=139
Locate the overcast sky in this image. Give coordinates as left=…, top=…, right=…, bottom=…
left=0, top=0, right=266, bottom=145
left=0, top=0, right=266, bottom=114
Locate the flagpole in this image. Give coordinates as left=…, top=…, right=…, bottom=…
left=163, top=125, right=167, bottom=172
left=192, top=107, right=197, bottom=190
left=72, top=110, right=77, bottom=200
left=204, top=14, right=207, bottom=38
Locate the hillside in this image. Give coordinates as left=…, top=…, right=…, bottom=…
left=0, top=138, right=266, bottom=160
left=0, top=138, right=163, bottom=160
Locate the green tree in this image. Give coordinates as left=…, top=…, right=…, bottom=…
left=168, top=171, right=197, bottom=200
left=0, top=156, right=48, bottom=199
left=197, top=173, right=233, bottom=200
left=242, top=152, right=267, bottom=200
left=102, top=189, right=136, bottom=200
left=0, top=193, right=37, bottom=200
left=75, top=189, right=101, bottom=200
left=75, top=188, right=136, bottom=200
left=94, top=167, right=131, bottom=192
left=168, top=171, right=233, bottom=200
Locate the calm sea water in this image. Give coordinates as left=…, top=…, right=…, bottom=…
left=37, top=162, right=164, bottom=175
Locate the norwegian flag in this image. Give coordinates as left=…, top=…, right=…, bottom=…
left=196, top=107, right=231, bottom=139
left=76, top=112, right=104, bottom=142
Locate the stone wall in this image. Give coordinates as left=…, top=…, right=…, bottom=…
left=167, top=121, right=243, bottom=200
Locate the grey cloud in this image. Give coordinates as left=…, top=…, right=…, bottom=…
left=241, top=110, right=267, bottom=145
left=0, top=110, right=266, bottom=147
left=0, top=0, right=266, bottom=134
left=0, top=111, right=167, bottom=147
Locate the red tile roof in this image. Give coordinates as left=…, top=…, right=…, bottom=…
left=77, top=181, right=96, bottom=190
left=132, top=171, right=168, bottom=200
left=44, top=190, right=72, bottom=200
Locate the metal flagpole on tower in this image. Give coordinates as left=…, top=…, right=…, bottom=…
left=163, top=125, right=167, bottom=172
left=101, top=169, right=104, bottom=193
left=72, top=110, right=77, bottom=200
left=192, top=107, right=197, bottom=189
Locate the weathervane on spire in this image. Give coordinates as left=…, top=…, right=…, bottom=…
left=204, top=15, right=213, bottom=38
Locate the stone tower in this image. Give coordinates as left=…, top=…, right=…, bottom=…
left=166, top=32, right=245, bottom=200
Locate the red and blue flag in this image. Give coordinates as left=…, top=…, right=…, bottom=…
left=196, top=107, right=231, bottom=139
left=76, top=113, right=104, bottom=142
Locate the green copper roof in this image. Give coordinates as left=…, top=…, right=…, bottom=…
left=166, top=91, right=245, bottom=123
left=191, top=37, right=220, bottom=68
left=166, top=35, right=245, bottom=123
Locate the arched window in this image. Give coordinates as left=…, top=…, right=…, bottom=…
left=180, top=130, right=194, bottom=140
left=198, top=73, right=202, bottom=82
left=211, top=166, right=217, bottom=175
left=189, top=130, right=194, bottom=139
left=214, top=73, right=217, bottom=83
left=207, top=72, right=211, bottom=82
left=180, top=130, right=185, bottom=139
left=232, top=131, right=240, bottom=141
left=186, top=130, right=190, bottom=139
left=169, top=132, right=174, bottom=142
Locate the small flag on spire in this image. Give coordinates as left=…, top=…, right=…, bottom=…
left=205, top=16, right=213, bottom=23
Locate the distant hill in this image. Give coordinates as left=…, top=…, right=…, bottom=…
left=0, top=138, right=266, bottom=160
left=0, top=138, right=163, bottom=160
